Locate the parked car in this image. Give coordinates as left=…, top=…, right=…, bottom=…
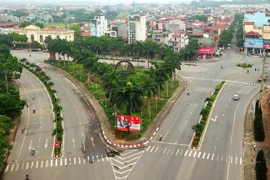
left=233, top=94, right=240, bottom=101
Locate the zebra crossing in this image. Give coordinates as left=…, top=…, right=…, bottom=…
left=182, top=76, right=260, bottom=86
left=145, top=145, right=242, bottom=165
left=5, top=154, right=109, bottom=173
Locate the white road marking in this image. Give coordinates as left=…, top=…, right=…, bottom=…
left=83, top=158, right=86, bottom=164
left=55, top=159, right=58, bottom=166
left=87, top=156, right=90, bottom=163
left=184, top=150, right=188, bottom=156
left=207, top=153, right=210, bottom=159
left=96, top=155, right=99, bottom=162
left=102, top=155, right=104, bottom=162
left=163, top=130, right=169, bottom=140
left=163, top=148, right=167, bottom=154
left=155, top=147, right=159, bottom=153
left=211, top=154, right=215, bottom=160
left=31, top=161, right=34, bottom=168
left=231, top=156, right=233, bottom=164
left=51, top=160, right=53, bottom=167
left=193, top=151, right=197, bottom=158
left=5, top=165, right=9, bottom=172
left=221, top=155, right=224, bottom=161
left=92, top=156, right=94, bottom=162
left=46, top=160, right=48, bottom=167
left=150, top=146, right=155, bottom=152
left=60, top=159, right=62, bottom=166
left=78, top=157, right=81, bottom=164
left=41, top=161, right=43, bottom=168
left=36, top=161, right=39, bottom=168
left=171, top=149, right=175, bottom=155
left=198, top=152, right=201, bottom=158
left=202, top=153, right=206, bottom=159
left=180, top=150, right=183, bottom=155
left=240, top=158, right=242, bottom=165
left=215, top=146, right=216, bottom=149
left=10, top=164, right=14, bottom=172
left=175, top=149, right=180, bottom=155
left=65, top=158, right=67, bottom=166
left=216, top=155, right=219, bottom=161
left=106, top=156, right=109, bottom=161
left=16, top=164, right=19, bottom=171
left=235, top=157, right=237, bottom=164
left=167, top=149, right=171, bottom=154
left=74, top=157, right=76, bottom=164
left=21, top=163, right=24, bottom=170
left=26, top=162, right=29, bottom=170
left=146, top=146, right=151, bottom=152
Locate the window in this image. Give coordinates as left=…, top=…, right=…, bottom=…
left=56, top=35, right=60, bottom=39
left=40, top=35, right=43, bottom=42
left=31, top=34, right=34, bottom=41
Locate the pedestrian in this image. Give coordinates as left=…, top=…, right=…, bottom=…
left=253, top=143, right=256, bottom=151
left=255, top=68, right=256, bottom=71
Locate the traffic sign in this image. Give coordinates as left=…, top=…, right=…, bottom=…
left=55, top=141, right=60, bottom=147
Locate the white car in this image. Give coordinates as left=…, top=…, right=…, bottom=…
left=233, top=94, right=240, bottom=101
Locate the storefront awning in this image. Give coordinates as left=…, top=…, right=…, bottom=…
left=264, top=44, right=270, bottom=50
left=198, top=48, right=215, bottom=54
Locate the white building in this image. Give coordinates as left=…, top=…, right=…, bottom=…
left=4, top=25, right=74, bottom=45
left=128, top=13, right=146, bottom=44
left=90, top=15, right=108, bottom=37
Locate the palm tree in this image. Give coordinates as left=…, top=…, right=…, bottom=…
left=143, top=68, right=159, bottom=118
left=111, top=79, right=143, bottom=116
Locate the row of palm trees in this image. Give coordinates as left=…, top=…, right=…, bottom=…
left=45, top=36, right=182, bottom=129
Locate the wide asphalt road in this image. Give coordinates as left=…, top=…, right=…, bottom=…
left=4, top=67, right=54, bottom=179
left=126, top=49, right=264, bottom=180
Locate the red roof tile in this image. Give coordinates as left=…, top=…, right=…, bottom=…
left=244, top=22, right=254, bottom=25
left=0, top=22, right=17, bottom=27
left=245, top=31, right=262, bottom=36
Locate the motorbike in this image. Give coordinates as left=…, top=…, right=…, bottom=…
left=26, top=174, right=29, bottom=180
left=159, top=135, right=163, bottom=141
left=187, top=91, right=190, bottom=95
left=31, top=149, right=35, bottom=156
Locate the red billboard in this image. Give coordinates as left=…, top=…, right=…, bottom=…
left=117, top=115, right=141, bottom=132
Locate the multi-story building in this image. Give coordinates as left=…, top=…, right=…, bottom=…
left=151, top=30, right=172, bottom=44
left=167, top=30, right=188, bottom=52
left=110, top=21, right=128, bottom=38
left=3, top=25, right=74, bottom=45
left=90, top=15, right=108, bottom=37
left=128, top=13, right=146, bottom=44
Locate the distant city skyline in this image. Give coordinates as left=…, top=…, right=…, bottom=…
left=0, top=0, right=193, bottom=5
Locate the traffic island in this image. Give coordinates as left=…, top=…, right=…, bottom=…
left=191, top=81, right=225, bottom=149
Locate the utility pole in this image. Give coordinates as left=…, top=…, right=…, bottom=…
left=259, top=54, right=267, bottom=106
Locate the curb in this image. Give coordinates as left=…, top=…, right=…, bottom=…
left=102, top=127, right=159, bottom=149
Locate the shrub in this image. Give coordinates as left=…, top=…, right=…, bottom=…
left=236, top=63, right=253, bottom=68
left=254, top=106, right=265, bottom=141
left=256, top=150, right=267, bottom=180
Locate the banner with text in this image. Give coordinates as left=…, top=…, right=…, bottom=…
left=244, top=38, right=264, bottom=48
left=117, top=115, right=141, bottom=132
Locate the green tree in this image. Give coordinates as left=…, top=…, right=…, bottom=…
left=220, top=29, right=233, bottom=47
left=256, top=150, right=268, bottom=180
left=254, top=105, right=265, bottom=141
left=111, top=79, right=143, bottom=116
left=190, top=15, right=208, bottom=23
left=35, top=22, right=44, bottom=28
left=19, top=21, right=32, bottom=28
left=69, top=24, right=82, bottom=40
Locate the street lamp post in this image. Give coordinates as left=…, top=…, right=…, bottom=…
left=259, top=53, right=266, bottom=106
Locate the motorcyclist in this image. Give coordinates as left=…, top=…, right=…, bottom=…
left=159, top=135, right=163, bottom=141
left=31, top=147, right=35, bottom=156
left=26, top=173, right=29, bottom=180
left=187, top=91, right=190, bottom=95
left=221, top=65, right=223, bottom=69
left=33, top=108, right=36, bottom=113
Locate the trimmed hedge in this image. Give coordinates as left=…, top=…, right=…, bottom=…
left=236, top=63, right=252, bottom=68
left=191, top=81, right=225, bottom=148
left=254, top=102, right=265, bottom=142
left=256, top=150, right=268, bottom=180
